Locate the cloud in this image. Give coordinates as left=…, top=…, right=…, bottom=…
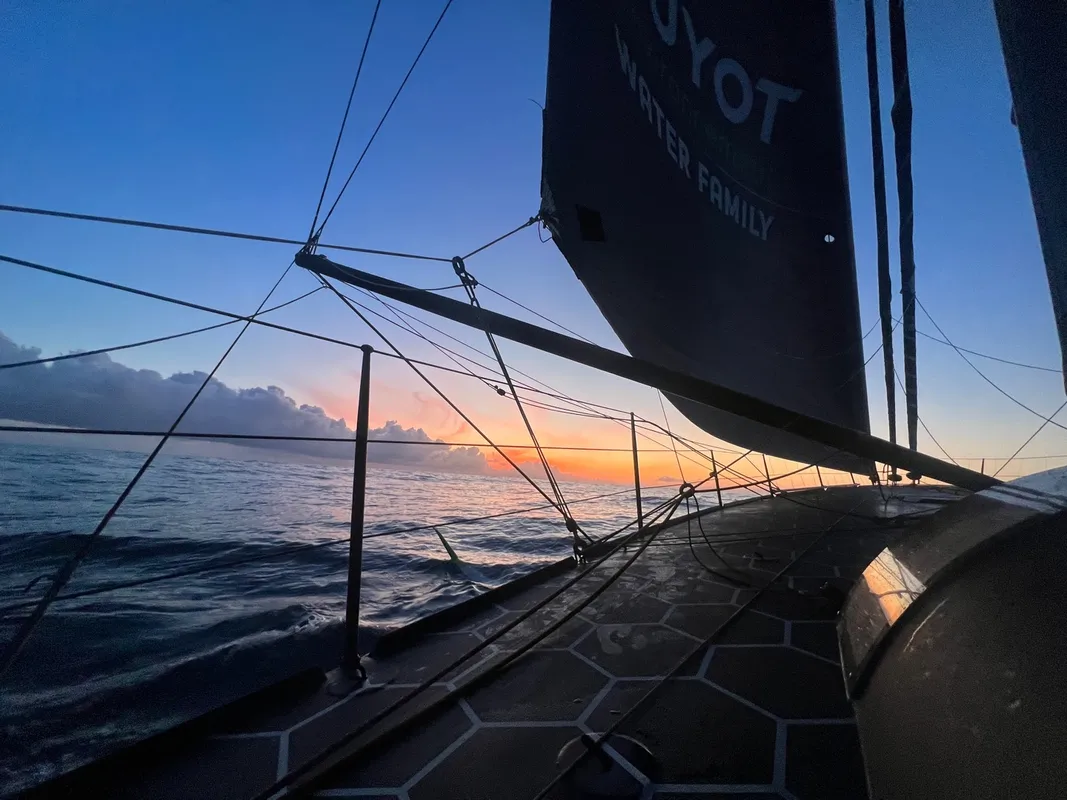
left=0, top=332, right=491, bottom=474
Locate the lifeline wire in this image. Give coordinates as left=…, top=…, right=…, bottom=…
left=0, top=204, right=448, bottom=263
left=908, top=318, right=1061, bottom=373
left=0, top=261, right=297, bottom=680
left=0, top=425, right=690, bottom=454
left=250, top=490, right=691, bottom=800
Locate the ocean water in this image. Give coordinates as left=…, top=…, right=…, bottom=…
left=0, top=442, right=689, bottom=792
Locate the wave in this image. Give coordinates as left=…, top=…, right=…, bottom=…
left=0, top=444, right=639, bottom=793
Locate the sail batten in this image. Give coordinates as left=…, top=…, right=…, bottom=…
left=542, top=0, right=872, bottom=471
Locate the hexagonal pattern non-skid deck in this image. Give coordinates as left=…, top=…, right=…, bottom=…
left=36, top=486, right=956, bottom=799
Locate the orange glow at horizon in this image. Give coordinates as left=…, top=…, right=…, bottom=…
left=301, top=377, right=856, bottom=488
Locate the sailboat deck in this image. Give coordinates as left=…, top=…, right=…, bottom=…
left=30, top=485, right=958, bottom=800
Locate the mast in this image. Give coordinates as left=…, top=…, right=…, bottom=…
left=993, top=0, right=1067, bottom=390
left=865, top=0, right=898, bottom=465
left=888, top=0, right=919, bottom=462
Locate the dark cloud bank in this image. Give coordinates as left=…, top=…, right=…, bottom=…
left=0, top=332, right=490, bottom=474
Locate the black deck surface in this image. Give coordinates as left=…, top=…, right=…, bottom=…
left=31, top=486, right=959, bottom=799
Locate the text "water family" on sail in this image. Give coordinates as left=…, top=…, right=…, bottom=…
left=616, top=26, right=775, bottom=242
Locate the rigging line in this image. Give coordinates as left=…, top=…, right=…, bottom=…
left=314, top=0, right=455, bottom=237
left=342, top=288, right=636, bottom=441
left=0, top=287, right=323, bottom=372
left=347, top=288, right=516, bottom=370
left=340, top=276, right=748, bottom=467
left=641, top=417, right=721, bottom=471
left=0, top=248, right=686, bottom=436
left=657, top=391, right=686, bottom=481
left=339, top=291, right=544, bottom=399
left=641, top=329, right=894, bottom=481
left=250, top=491, right=687, bottom=800
left=0, top=425, right=688, bottom=452
left=704, top=453, right=864, bottom=496
left=320, top=276, right=567, bottom=516
left=351, top=287, right=534, bottom=401
left=503, top=397, right=623, bottom=421
left=693, top=495, right=754, bottom=585
left=479, top=283, right=596, bottom=343
left=506, top=383, right=719, bottom=470
left=993, top=397, right=1067, bottom=479
left=352, top=288, right=723, bottom=437
left=357, top=282, right=731, bottom=457
left=0, top=484, right=664, bottom=618
left=308, top=0, right=383, bottom=239
left=345, top=288, right=679, bottom=430
left=745, top=453, right=777, bottom=493
left=632, top=422, right=744, bottom=457
left=638, top=417, right=759, bottom=482
left=684, top=496, right=751, bottom=586
left=631, top=420, right=745, bottom=460
left=455, top=264, right=573, bottom=524
left=0, top=261, right=296, bottom=680
left=0, top=204, right=449, bottom=263
left=339, top=288, right=601, bottom=418
left=0, top=253, right=508, bottom=381
left=340, top=288, right=630, bottom=452
left=510, top=387, right=733, bottom=471
left=462, top=216, right=540, bottom=261
left=639, top=402, right=862, bottom=492
left=340, top=289, right=505, bottom=391
left=893, top=368, right=958, bottom=465
left=915, top=296, right=1067, bottom=434
left=532, top=496, right=869, bottom=800
left=904, top=319, right=1062, bottom=373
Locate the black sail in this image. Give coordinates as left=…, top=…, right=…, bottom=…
left=541, top=0, right=872, bottom=472
left=994, top=0, right=1067, bottom=391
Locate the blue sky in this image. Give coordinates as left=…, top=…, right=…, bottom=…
left=1, top=0, right=1064, bottom=482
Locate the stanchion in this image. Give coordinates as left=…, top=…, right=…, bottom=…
left=343, top=345, right=374, bottom=676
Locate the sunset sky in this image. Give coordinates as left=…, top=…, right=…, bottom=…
left=1, top=0, right=1065, bottom=488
